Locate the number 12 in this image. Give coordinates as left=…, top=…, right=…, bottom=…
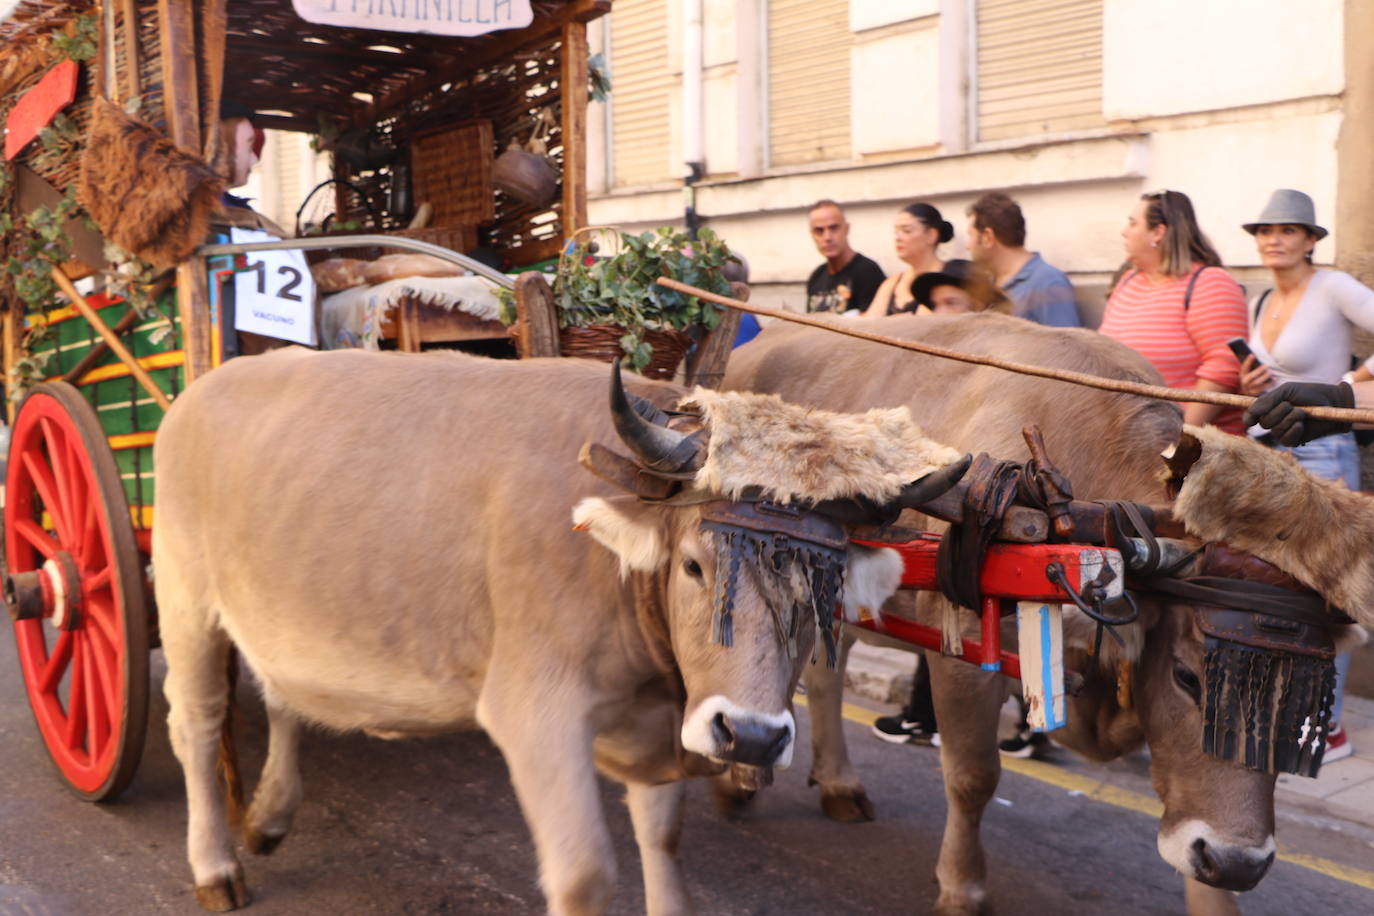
left=245, top=260, right=304, bottom=302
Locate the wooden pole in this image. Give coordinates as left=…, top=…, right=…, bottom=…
left=50, top=269, right=172, bottom=411
left=61, top=307, right=141, bottom=383
left=560, top=20, right=589, bottom=237
left=156, top=0, right=200, bottom=151
left=3, top=307, right=17, bottom=424
left=158, top=0, right=212, bottom=384
left=656, top=277, right=1374, bottom=426
left=118, top=0, right=140, bottom=102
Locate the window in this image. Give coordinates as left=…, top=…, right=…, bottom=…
left=768, top=0, right=852, bottom=167
left=975, top=0, right=1105, bottom=142
left=610, top=0, right=675, bottom=187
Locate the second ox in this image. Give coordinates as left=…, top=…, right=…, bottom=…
left=724, top=311, right=1366, bottom=915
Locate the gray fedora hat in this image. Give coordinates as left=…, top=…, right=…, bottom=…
left=1242, top=189, right=1327, bottom=240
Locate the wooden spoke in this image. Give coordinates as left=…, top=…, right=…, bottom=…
left=38, top=629, right=74, bottom=694
left=13, top=517, right=61, bottom=561
left=85, top=619, right=121, bottom=706
left=41, top=416, right=76, bottom=536
left=75, top=456, right=99, bottom=564
left=82, top=636, right=110, bottom=754
left=21, top=450, right=72, bottom=545
left=64, top=646, right=86, bottom=752
left=83, top=565, right=113, bottom=596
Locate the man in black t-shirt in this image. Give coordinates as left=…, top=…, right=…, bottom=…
left=805, top=200, right=885, bottom=313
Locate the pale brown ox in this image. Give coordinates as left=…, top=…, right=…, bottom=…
left=153, top=348, right=916, bottom=914
left=723, top=312, right=1337, bottom=915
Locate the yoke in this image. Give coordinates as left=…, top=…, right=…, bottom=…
left=849, top=532, right=1124, bottom=733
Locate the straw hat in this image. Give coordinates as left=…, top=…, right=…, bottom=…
left=1242, top=189, right=1328, bottom=240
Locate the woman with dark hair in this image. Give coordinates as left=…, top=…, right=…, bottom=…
left=1235, top=189, right=1374, bottom=763
left=1097, top=189, right=1250, bottom=432
left=862, top=202, right=954, bottom=317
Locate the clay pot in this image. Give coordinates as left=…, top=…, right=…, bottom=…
left=493, top=144, right=558, bottom=209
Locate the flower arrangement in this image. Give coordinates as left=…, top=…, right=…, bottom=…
left=500, top=226, right=737, bottom=371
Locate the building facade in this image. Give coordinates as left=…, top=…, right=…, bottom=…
left=585, top=0, right=1374, bottom=325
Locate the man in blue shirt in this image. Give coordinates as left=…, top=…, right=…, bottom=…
left=966, top=192, right=1080, bottom=327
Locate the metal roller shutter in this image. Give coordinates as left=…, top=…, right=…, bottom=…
left=768, top=0, right=851, bottom=167
left=610, top=0, right=674, bottom=187
left=976, top=0, right=1105, bottom=142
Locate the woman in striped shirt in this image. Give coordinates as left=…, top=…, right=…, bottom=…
left=1098, top=190, right=1249, bottom=433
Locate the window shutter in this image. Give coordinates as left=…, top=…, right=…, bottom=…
left=610, top=0, right=674, bottom=187
left=976, top=0, right=1105, bottom=142
left=768, top=0, right=851, bottom=167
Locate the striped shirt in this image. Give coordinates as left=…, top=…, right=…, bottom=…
left=1098, top=264, right=1249, bottom=433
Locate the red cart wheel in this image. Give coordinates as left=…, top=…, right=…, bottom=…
left=4, top=381, right=149, bottom=801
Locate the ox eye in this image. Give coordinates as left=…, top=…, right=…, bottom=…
left=1173, top=663, right=1202, bottom=704
left=683, top=558, right=703, bottom=579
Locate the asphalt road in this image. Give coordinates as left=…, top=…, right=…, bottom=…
left=1, top=648, right=1372, bottom=915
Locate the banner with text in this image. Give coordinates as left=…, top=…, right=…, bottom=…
left=291, top=0, right=534, bottom=37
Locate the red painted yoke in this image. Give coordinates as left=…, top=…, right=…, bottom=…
left=848, top=534, right=1124, bottom=680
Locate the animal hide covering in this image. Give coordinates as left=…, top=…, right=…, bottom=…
left=78, top=98, right=225, bottom=269
left=1172, top=424, right=1374, bottom=626
left=683, top=388, right=964, bottom=505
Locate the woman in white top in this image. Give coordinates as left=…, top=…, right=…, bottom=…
left=1237, top=188, right=1374, bottom=761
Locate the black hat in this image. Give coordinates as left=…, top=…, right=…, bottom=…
left=910, top=259, right=976, bottom=308
left=220, top=99, right=256, bottom=121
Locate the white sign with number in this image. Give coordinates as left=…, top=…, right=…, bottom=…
left=231, top=228, right=317, bottom=346
left=291, top=0, right=534, bottom=37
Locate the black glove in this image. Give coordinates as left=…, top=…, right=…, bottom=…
left=1243, top=381, right=1354, bottom=447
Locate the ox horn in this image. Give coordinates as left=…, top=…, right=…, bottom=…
left=894, top=453, right=973, bottom=509
left=609, top=359, right=706, bottom=474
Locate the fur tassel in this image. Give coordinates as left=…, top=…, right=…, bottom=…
left=1202, top=637, right=1335, bottom=777
left=78, top=98, right=226, bottom=269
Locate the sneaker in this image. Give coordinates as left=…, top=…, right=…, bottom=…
left=1324, top=723, right=1353, bottom=763
left=999, top=730, right=1049, bottom=759
left=872, top=714, right=940, bottom=747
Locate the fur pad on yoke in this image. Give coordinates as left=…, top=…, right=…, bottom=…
left=682, top=387, right=963, bottom=504
left=1173, top=424, right=1374, bottom=625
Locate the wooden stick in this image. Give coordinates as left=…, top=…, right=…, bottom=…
left=60, top=276, right=174, bottom=384
left=62, top=306, right=140, bottom=383
left=657, top=278, right=1374, bottom=425
left=50, top=269, right=173, bottom=411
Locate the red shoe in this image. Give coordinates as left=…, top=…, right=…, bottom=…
left=1324, top=723, right=1353, bottom=763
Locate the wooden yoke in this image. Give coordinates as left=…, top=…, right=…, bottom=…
left=512, top=272, right=559, bottom=358
left=685, top=281, right=745, bottom=388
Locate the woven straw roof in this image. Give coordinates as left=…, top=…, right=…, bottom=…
left=1, top=0, right=607, bottom=128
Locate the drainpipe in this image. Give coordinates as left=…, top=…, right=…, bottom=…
left=683, top=0, right=704, bottom=238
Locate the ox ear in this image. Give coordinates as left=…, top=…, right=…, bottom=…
left=573, top=496, right=669, bottom=576
left=840, top=545, right=903, bottom=622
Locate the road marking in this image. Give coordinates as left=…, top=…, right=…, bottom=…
left=836, top=701, right=1374, bottom=892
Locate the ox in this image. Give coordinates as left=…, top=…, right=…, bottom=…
left=723, top=312, right=1365, bottom=915
left=152, top=348, right=966, bottom=914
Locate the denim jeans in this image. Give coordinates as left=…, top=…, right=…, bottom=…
left=1278, top=431, right=1358, bottom=723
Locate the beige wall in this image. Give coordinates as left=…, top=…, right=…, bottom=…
left=588, top=0, right=1351, bottom=316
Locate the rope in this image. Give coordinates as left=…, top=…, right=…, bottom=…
left=656, top=277, right=1374, bottom=426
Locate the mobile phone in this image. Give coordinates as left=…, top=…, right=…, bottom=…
left=1226, top=337, right=1254, bottom=364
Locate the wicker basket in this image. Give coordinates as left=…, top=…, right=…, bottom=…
left=557, top=325, right=694, bottom=381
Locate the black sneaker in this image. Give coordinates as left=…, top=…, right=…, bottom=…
left=998, top=730, right=1049, bottom=759
left=872, top=715, right=940, bottom=747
